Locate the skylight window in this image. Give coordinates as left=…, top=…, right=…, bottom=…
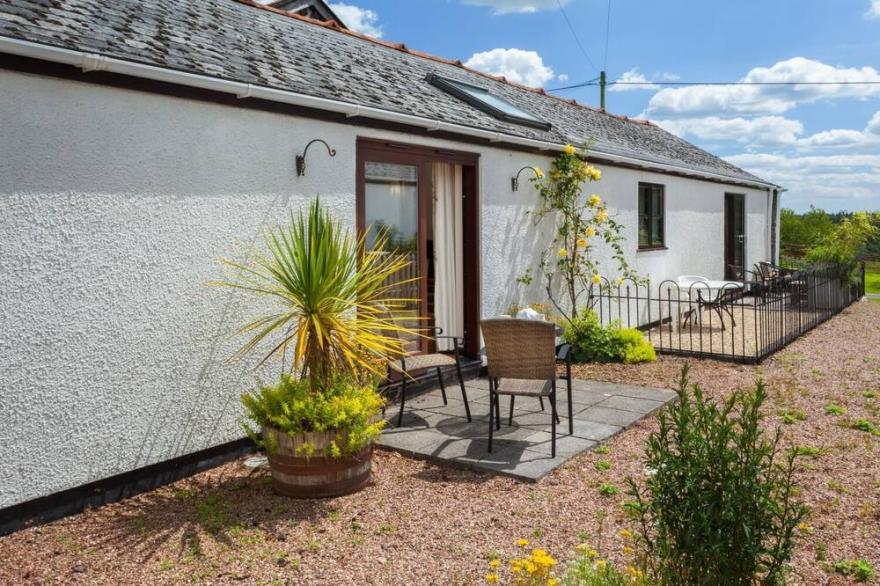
left=427, top=73, right=551, bottom=131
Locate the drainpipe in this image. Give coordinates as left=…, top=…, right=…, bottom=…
left=0, top=36, right=781, bottom=191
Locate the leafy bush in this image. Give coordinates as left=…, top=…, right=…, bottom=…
left=564, top=309, right=655, bottom=364
left=832, top=559, right=875, bottom=582
left=241, top=373, right=386, bottom=458
left=627, top=366, right=808, bottom=585
left=614, top=328, right=657, bottom=364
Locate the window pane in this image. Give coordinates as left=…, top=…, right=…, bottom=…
left=652, top=215, right=664, bottom=247
left=639, top=214, right=650, bottom=247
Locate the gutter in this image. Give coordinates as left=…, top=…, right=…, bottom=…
left=0, top=36, right=779, bottom=191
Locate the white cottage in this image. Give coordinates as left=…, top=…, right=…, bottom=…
left=0, top=0, right=780, bottom=527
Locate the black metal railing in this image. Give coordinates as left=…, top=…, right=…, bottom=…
left=587, top=262, right=865, bottom=363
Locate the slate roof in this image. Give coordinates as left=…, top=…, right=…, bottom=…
left=0, top=0, right=771, bottom=186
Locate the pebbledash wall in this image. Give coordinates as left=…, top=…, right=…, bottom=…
left=0, top=67, right=773, bottom=509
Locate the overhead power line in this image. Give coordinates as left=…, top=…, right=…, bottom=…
left=547, top=79, right=880, bottom=92
left=556, top=0, right=597, bottom=74
left=602, top=0, right=612, bottom=71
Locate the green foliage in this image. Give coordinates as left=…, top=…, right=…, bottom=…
left=804, top=211, right=877, bottom=283
left=241, top=373, right=386, bottom=458
left=615, top=327, right=657, bottom=364
left=780, top=206, right=836, bottom=257
left=824, top=404, right=845, bottom=416
left=599, top=483, right=619, bottom=497
left=213, top=198, right=419, bottom=388
left=627, top=366, right=808, bottom=585
left=595, top=460, right=611, bottom=471
left=525, top=145, right=639, bottom=321
left=851, top=418, right=880, bottom=436
left=832, top=559, right=875, bottom=582
left=562, top=553, right=651, bottom=585
left=195, top=493, right=229, bottom=534
left=564, top=309, right=656, bottom=364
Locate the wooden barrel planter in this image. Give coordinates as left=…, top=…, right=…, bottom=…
left=263, top=427, right=372, bottom=498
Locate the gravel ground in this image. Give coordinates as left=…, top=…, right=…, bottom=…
left=2, top=301, right=879, bottom=585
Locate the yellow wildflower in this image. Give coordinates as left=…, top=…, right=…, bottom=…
left=623, top=546, right=635, bottom=555
left=614, top=277, right=624, bottom=286
left=618, top=528, right=634, bottom=540
left=585, top=226, right=596, bottom=238
left=576, top=237, right=588, bottom=248
left=557, top=247, right=568, bottom=258
left=592, top=274, right=601, bottom=285
left=488, top=559, right=501, bottom=569
left=516, top=538, right=530, bottom=547
left=534, top=166, right=544, bottom=179
left=596, top=559, right=607, bottom=570
left=564, top=144, right=576, bottom=155
left=548, top=579, right=559, bottom=586
left=625, top=565, right=638, bottom=576
left=589, top=194, right=602, bottom=207
left=484, top=573, right=500, bottom=584
left=575, top=543, right=590, bottom=554
left=596, top=209, right=608, bottom=224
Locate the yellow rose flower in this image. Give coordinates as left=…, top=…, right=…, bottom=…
left=488, top=559, right=500, bottom=569
left=576, top=237, right=588, bottom=248
left=586, top=166, right=602, bottom=181
left=484, top=573, right=500, bottom=584
left=596, top=210, right=608, bottom=224
left=585, top=226, right=596, bottom=238
left=592, top=274, right=601, bottom=285
left=614, top=277, right=624, bottom=286
left=564, top=144, right=576, bottom=155
left=534, top=166, right=544, bottom=179
left=557, top=247, right=568, bottom=258
left=516, top=538, right=530, bottom=547
left=589, top=194, right=602, bottom=207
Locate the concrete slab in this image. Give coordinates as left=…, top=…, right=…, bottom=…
left=375, top=377, right=674, bottom=481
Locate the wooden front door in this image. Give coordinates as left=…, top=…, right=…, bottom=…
left=355, top=138, right=481, bottom=357
left=724, top=193, right=746, bottom=280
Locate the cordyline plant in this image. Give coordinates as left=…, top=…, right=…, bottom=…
left=522, top=144, right=638, bottom=323
left=213, top=199, right=419, bottom=391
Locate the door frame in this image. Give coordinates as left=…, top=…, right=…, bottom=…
left=724, top=193, right=746, bottom=281
left=355, top=137, right=481, bottom=357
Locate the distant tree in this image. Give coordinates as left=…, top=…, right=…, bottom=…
left=780, top=206, right=837, bottom=257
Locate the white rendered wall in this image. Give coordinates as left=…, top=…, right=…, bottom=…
left=0, top=69, right=771, bottom=507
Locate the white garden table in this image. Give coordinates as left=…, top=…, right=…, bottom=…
left=675, top=277, right=744, bottom=330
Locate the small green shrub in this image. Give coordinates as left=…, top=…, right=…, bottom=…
left=851, top=418, right=880, bottom=436
left=241, top=373, right=386, bottom=458
left=825, top=403, right=845, bottom=416
left=627, top=366, right=808, bottom=585
left=864, top=390, right=877, bottom=399
left=599, top=483, right=619, bottom=497
left=832, top=559, right=875, bottom=582
left=791, top=445, right=821, bottom=458
left=614, top=327, right=657, bottom=364
left=564, top=309, right=655, bottom=364
left=594, top=460, right=611, bottom=471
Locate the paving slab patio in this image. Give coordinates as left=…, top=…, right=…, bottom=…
left=376, top=378, right=676, bottom=481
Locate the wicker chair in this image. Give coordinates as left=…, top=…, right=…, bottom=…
left=480, top=318, right=573, bottom=457
left=382, top=320, right=472, bottom=427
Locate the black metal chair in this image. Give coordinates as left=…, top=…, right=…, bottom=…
left=383, top=325, right=472, bottom=427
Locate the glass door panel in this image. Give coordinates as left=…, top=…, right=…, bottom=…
left=364, top=161, right=422, bottom=352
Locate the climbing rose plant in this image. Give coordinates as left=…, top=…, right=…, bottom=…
left=523, top=144, right=638, bottom=322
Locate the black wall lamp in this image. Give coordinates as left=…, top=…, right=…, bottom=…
left=511, top=166, right=542, bottom=191
left=296, top=139, right=336, bottom=177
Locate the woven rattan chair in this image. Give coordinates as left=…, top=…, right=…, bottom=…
left=481, top=318, right=573, bottom=457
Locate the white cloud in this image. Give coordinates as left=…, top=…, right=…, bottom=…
left=461, top=0, right=569, bottom=14
left=557, top=73, right=569, bottom=82
left=329, top=3, right=382, bottom=37
left=610, top=68, right=659, bottom=92
left=868, top=111, right=880, bottom=134
left=464, top=48, right=555, bottom=87
left=656, top=116, right=804, bottom=146
left=645, top=57, right=880, bottom=118
left=726, top=152, right=880, bottom=207
left=866, top=0, right=880, bottom=18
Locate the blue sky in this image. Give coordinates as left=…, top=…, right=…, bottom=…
left=328, top=0, right=880, bottom=212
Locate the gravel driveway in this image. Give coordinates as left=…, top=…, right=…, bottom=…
left=2, top=301, right=878, bottom=585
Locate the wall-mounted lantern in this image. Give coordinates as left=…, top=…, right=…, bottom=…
left=511, top=166, right=542, bottom=191
left=296, top=139, right=336, bottom=177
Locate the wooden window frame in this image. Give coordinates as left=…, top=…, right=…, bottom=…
left=638, top=182, right=666, bottom=251
left=355, top=138, right=482, bottom=357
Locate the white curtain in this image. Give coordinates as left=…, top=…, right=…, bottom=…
left=432, top=163, right=464, bottom=352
